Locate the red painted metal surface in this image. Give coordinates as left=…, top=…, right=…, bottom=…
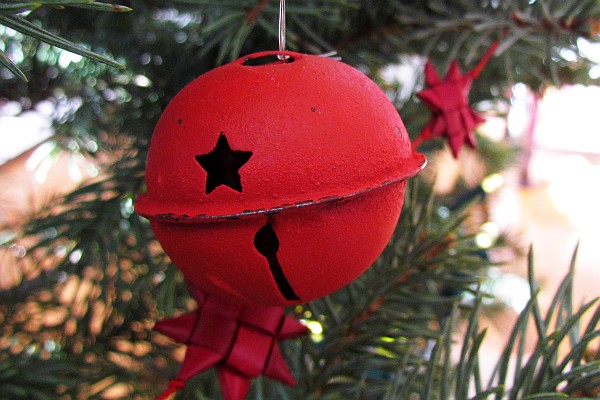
left=135, top=51, right=426, bottom=305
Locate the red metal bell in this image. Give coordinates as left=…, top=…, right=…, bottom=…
left=135, top=51, right=426, bottom=306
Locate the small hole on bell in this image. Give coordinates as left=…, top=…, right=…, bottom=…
left=242, top=54, right=294, bottom=66
left=254, top=223, right=300, bottom=301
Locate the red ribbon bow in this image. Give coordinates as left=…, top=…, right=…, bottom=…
left=154, top=282, right=308, bottom=400
left=414, top=41, right=498, bottom=158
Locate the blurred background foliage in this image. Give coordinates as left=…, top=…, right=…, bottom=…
left=0, top=0, right=599, bottom=398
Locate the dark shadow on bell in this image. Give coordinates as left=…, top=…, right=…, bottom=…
left=254, top=223, right=300, bottom=301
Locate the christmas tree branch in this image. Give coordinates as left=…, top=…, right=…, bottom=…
left=297, top=181, right=488, bottom=399
left=0, top=0, right=130, bottom=80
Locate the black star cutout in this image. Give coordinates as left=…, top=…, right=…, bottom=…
left=195, top=133, right=253, bottom=195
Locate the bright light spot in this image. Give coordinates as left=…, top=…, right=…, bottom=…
left=103, top=89, right=117, bottom=101
left=153, top=272, right=166, bottom=284
left=375, top=347, right=395, bottom=358
left=482, top=268, right=531, bottom=312
left=0, top=230, right=16, bottom=246
left=543, top=155, right=600, bottom=227
left=0, top=109, right=54, bottom=165
left=482, top=173, right=504, bottom=193
left=36, top=100, right=55, bottom=116
left=533, top=86, right=600, bottom=154
left=25, top=141, right=56, bottom=172
left=577, top=38, right=600, bottom=64
left=311, top=333, right=324, bottom=343
left=43, top=227, right=58, bottom=239
left=508, top=83, right=536, bottom=139
left=175, top=31, right=188, bottom=44
left=121, top=197, right=134, bottom=218
left=475, top=232, right=494, bottom=249
left=58, top=50, right=83, bottom=69
left=34, top=155, right=54, bottom=183
left=86, top=163, right=99, bottom=177
left=152, top=8, right=201, bottom=27
left=512, top=82, right=529, bottom=99
left=9, top=47, right=24, bottom=64
left=67, top=154, right=83, bottom=182
left=133, top=74, right=152, bottom=87
left=55, top=245, right=67, bottom=257
left=482, top=221, right=500, bottom=236
left=0, top=101, right=22, bottom=116
left=476, top=222, right=500, bottom=249
left=69, top=249, right=82, bottom=264
left=10, top=244, right=26, bottom=258
left=380, top=55, right=425, bottom=104
left=302, top=320, right=324, bottom=343
left=44, top=340, right=57, bottom=352
left=437, top=206, right=450, bottom=219
left=559, top=48, right=578, bottom=62
left=0, top=26, right=20, bottom=38
left=306, top=320, right=323, bottom=335
left=589, top=65, right=600, bottom=80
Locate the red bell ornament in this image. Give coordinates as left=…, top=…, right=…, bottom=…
left=135, top=51, right=426, bottom=306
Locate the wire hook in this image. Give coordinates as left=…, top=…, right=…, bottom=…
left=278, top=0, right=288, bottom=60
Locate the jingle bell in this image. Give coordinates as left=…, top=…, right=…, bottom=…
left=135, top=51, right=426, bottom=305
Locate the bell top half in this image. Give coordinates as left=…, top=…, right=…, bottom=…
left=135, top=51, right=426, bottom=222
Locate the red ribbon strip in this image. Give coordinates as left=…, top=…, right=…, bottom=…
left=414, top=40, right=499, bottom=158
left=154, top=282, right=308, bottom=400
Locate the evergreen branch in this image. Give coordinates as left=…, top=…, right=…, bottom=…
left=527, top=247, right=548, bottom=341
left=489, top=295, right=535, bottom=395
left=66, top=2, right=131, bottom=12
left=0, top=2, right=41, bottom=12
left=455, top=292, right=484, bottom=399
left=0, top=0, right=130, bottom=12
left=2, top=2, right=598, bottom=399
left=0, top=14, right=123, bottom=68
left=408, top=246, right=600, bottom=400
left=0, top=352, right=81, bottom=399
left=0, top=48, right=28, bottom=81
left=530, top=299, right=599, bottom=393
left=300, top=180, right=494, bottom=398
left=423, top=306, right=455, bottom=399
left=0, top=1, right=95, bottom=12
left=543, top=244, right=577, bottom=329
left=0, top=1, right=128, bottom=80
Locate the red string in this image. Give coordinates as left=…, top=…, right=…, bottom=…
left=469, top=40, right=499, bottom=78
left=411, top=133, right=426, bottom=152
left=156, top=379, right=186, bottom=400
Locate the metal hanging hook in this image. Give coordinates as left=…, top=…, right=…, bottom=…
left=278, top=0, right=288, bottom=60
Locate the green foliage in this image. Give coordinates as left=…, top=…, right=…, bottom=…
left=0, top=0, right=599, bottom=399
left=422, top=246, right=600, bottom=400
left=0, top=0, right=130, bottom=81
left=0, top=353, right=80, bottom=399
left=392, top=0, right=600, bottom=89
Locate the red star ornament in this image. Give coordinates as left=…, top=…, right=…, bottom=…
left=414, top=41, right=498, bottom=158
left=154, top=282, right=308, bottom=400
